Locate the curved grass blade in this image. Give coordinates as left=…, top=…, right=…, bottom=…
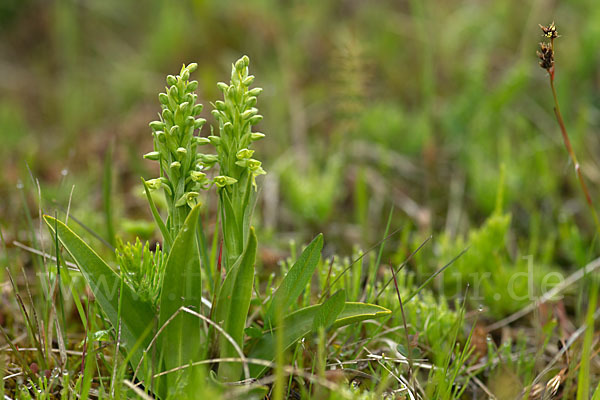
left=43, top=215, right=154, bottom=368
left=266, top=233, right=323, bottom=326
left=249, top=302, right=391, bottom=377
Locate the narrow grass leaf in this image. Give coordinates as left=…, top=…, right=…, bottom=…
left=103, top=143, right=116, bottom=247
left=577, top=281, right=598, bottom=400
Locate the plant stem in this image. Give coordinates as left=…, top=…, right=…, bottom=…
left=548, top=39, right=600, bottom=237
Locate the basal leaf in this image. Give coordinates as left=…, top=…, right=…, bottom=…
left=214, top=227, right=257, bottom=381
left=266, top=233, right=323, bottom=325
left=43, top=216, right=154, bottom=368
left=249, top=301, right=391, bottom=377
left=158, top=203, right=204, bottom=388
left=312, top=289, right=345, bottom=331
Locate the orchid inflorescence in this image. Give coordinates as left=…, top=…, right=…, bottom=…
left=143, top=56, right=265, bottom=238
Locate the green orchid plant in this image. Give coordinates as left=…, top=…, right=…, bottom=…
left=44, top=56, right=390, bottom=398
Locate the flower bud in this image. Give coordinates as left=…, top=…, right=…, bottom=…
left=170, top=161, right=181, bottom=170
left=186, top=81, right=198, bottom=92
left=162, top=109, right=173, bottom=123
left=183, top=93, right=194, bottom=104
left=242, top=75, right=255, bottom=86
left=179, top=102, right=190, bottom=114
left=193, top=136, right=210, bottom=145
left=176, top=147, right=187, bottom=157
left=149, top=121, right=164, bottom=131
left=241, top=55, right=250, bottom=67
left=208, top=135, right=221, bottom=146
left=156, top=131, right=167, bottom=142
left=194, top=118, right=206, bottom=129
left=223, top=122, right=234, bottom=135
left=192, top=104, right=203, bottom=115
left=248, top=115, right=263, bottom=125
left=181, top=69, right=190, bottom=81
left=214, top=100, right=226, bottom=111
left=166, top=75, right=177, bottom=86
left=197, top=154, right=218, bottom=167
left=159, top=93, right=169, bottom=105
left=186, top=63, right=198, bottom=73
left=143, top=151, right=160, bottom=161
left=217, top=82, right=228, bottom=92
left=236, top=148, right=254, bottom=159
left=245, top=96, right=257, bottom=108
left=211, top=109, right=223, bottom=120
left=241, top=108, right=258, bottom=120
left=169, top=125, right=180, bottom=137
left=168, top=85, right=179, bottom=101
left=248, top=88, right=263, bottom=96
left=251, top=132, right=265, bottom=141
left=234, top=57, right=246, bottom=71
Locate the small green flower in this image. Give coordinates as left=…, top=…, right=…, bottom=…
left=190, top=170, right=207, bottom=183
left=175, top=191, right=200, bottom=208
left=144, top=178, right=163, bottom=191
left=144, top=177, right=172, bottom=196
left=213, top=175, right=238, bottom=188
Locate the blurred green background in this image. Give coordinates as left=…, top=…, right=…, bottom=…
left=1, top=0, right=599, bottom=266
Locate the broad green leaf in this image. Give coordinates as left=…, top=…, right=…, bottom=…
left=312, top=289, right=345, bottom=331
left=158, top=203, right=204, bottom=388
left=213, top=227, right=257, bottom=381
left=43, top=216, right=154, bottom=368
left=266, top=233, right=323, bottom=325
left=249, top=302, right=391, bottom=377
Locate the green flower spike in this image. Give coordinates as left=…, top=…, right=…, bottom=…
left=144, top=62, right=211, bottom=237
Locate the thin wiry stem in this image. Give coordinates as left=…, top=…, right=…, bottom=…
left=547, top=36, right=600, bottom=237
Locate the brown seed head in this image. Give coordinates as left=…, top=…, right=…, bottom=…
left=537, top=42, right=554, bottom=70
left=539, top=22, right=558, bottom=39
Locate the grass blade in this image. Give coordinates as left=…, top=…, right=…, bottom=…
left=103, top=142, right=116, bottom=247
left=577, top=280, right=598, bottom=400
